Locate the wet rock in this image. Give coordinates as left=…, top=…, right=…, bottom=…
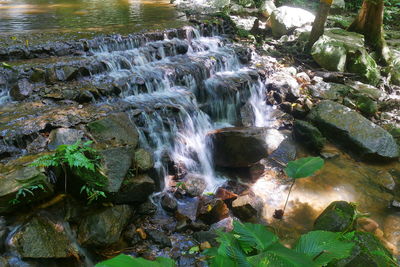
left=0, top=217, right=8, bottom=253
left=99, top=146, right=135, bottom=193
left=0, top=155, right=53, bottom=214
left=183, top=174, right=207, bottom=197
left=30, top=68, right=46, bottom=83
left=193, top=231, right=218, bottom=247
left=137, top=200, right=157, bottom=215
left=209, top=127, right=269, bottom=168
left=215, top=188, right=238, bottom=204
left=115, top=174, right=155, bottom=204
left=269, top=6, right=315, bottom=38
left=347, top=49, right=381, bottom=86
left=133, top=148, right=154, bottom=172
left=197, top=197, right=229, bottom=225
left=146, top=229, right=172, bottom=248
left=210, top=217, right=234, bottom=231
left=293, top=120, right=326, bottom=152
left=48, top=128, right=83, bottom=150
left=231, top=194, right=259, bottom=222
left=375, top=171, right=396, bottom=192
left=161, top=193, right=178, bottom=212
left=87, top=113, right=139, bottom=148
left=12, top=216, right=75, bottom=258
left=314, top=201, right=356, bottom=232
left=333, top=231, right=394, bottom=267
left=78, top=205, right=133, bottom=247
left=308, top=100, right=399, bottom=160
left=10, top=79, right=34, bottom=101
left=267, top=134, right=297, bottom=168
left=383, top=214, right=400, bottom=252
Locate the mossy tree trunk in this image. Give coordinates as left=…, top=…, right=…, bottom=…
left=306, top=0, right=333, bottom=51
left=348, top=0, right=391, bottom=64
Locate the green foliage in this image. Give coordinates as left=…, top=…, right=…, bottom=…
left=95, top=254, right=175, bottom=267
left=284, top=157, right=324, bottom=179
left=205, top=221, right=353, bottom=267
left=31, top=141, right=106, bottom=203
left=9, top=183, right=46, bottom=205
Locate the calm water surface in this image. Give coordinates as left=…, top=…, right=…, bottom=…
left=0, top=0, right=186, bottom=33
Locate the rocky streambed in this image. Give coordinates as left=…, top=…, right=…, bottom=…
left=0, top=7, right=400, bottom=267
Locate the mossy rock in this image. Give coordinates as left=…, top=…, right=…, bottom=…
left=329, top=231, right=396, bottom=267
left=347, top=50, right=381, bottom=86
left=314, top=201, right=356, bottom=232
left=293, top=120, right=326, bottom=152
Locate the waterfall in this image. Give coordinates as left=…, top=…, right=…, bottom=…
left=87, top=26, right=275, bottom=192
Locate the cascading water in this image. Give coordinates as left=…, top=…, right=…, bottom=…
left=88, top=26, right=275, bottom=192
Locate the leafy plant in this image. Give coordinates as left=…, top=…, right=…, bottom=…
left=9, top=184, right=46, bottom=205
left=31, top=140, right=107, bottom=203
left=274, top=157, right=324, bottom=219
left=205, top=221, right=354, bottom=267
left=95, top=254, right=175, bottom=267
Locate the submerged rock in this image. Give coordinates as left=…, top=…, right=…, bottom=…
left=12, top=216, right=76, bottom=258
left=314, top=201, right=356, bottom=232
left=269, top=6, right=315, bottom=38
left=308, top=101, right=399, bottom=160
left=208, top=127, right=269, bottom=168
left=146, top=229, right=172, bottom=248
left=78, top=205, right=133, bottom=247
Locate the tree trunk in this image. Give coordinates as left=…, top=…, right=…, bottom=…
left=306, top=0, right=333, bottom=51
left=348, top=0, right=391, bottom=63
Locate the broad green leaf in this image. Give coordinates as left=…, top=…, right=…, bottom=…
left=216, top=232, right=251, bottom=267
left=233, top=221, right=278, bottom=252
left=293, top=231, right=354, bottom=266
left=95, top=254, right=175, bottom=267
left=248, top=243, right=318, bottom=267
left=209, top=255, right=238, bottom=267
left=284, top=157, right=324, bottom=179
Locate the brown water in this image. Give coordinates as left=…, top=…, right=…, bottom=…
left=252, top=143, right=400, bottom=253
left=0, top=0, right=186, bottom=33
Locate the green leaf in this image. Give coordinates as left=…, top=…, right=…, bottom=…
left=95, top=254, right=175, bottom=267
left=216, top=231, right=251, bottom=267
left=1, top=62, right=14, bottom=70
left=284, top=157, right=324, bottom=179
left=188, top=246, right=200, bottom=254
left=233, top=221, right=278, bottom=252
left=293, top=231, right=354, bottom=266
left=248, top=243, right=318, bottom=267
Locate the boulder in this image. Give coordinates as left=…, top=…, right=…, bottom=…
left=133, top=148, right=154, bottom=172
left=293, top=120, right=326, bottom=152
left=86, top=113, right=139, bottom=149
left=183, top=173, right=207, bottom=197
left=311, top=29, right=381, bottom=85
left=12, top=216, right=76, bottom=258
left=99, top=147, right=135, bottom=193
left=231, top=194, right=259, bottom=222
left=10, top=79, right=34, bottom=101
left=0, top=156, right=53, bottom=214
left=314, top=201, right=356, bottom=232
left=215, top=188, right=238, bottom=204
left=78, top=205, right=133, bottom=247
left=308, top=101, right=399, bottom=160
left=390, top=50, right=400, bottom=86
left=260, top=0, right=276, bottom=18
left=115, top=174, right=155, bottom=204
left=269, top=6, right=315, bottom=38
left=48, top=128, right=83, bottom=150
left=208, top=127, right=269, bottom=168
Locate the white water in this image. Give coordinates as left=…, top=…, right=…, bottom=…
left=90, top=26, right=275, bottom=192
